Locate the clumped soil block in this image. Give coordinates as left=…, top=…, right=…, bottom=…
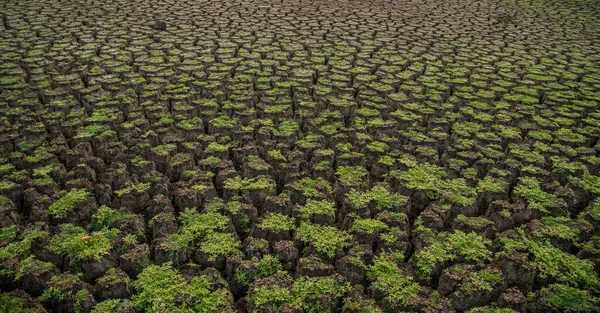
left=0, top=0, right=599, bottom=312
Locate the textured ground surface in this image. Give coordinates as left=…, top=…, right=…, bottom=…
left=1, top=0, right=600, bottom=312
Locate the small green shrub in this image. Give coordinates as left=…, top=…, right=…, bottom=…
left=91, top=299, right=134, bottom=313
left=198, top=232, right=241, bottom=261
left=49, top=224, right=119, bottom=261
left=351, top=217, right=389, bottom=234
left=291, top=276, right=350, bottom=312
left=132, top=262, right=231, bottom=313
left=114, top=183, right=151, bottom=197
left=499, top=228, right=600, bottom=291
left=223, top=175, right=275, bottom=193
left=249, top=282, right=293, bottom=309
left=346, top=184, right=407, bottom=211
left=90, top=205, right=136, bottom=231
left=287, top=177, right=332, bottom=199
left=413, top=230, right=492, bottom=278
left=48, top=189, right=89, bottom=218
left=336, top=166, right=368, bottom=185
left=540, top=284, right=599, bottom=312
left=367, top=253, right=421, bottom=305
left=0, top=224, right=48, bottom=275
left=259, top=213, right=296, bottom=232
left=0, top=292, right=40, bottom=313
left=531, top=216, right=580, bottom=242
left=297, top=222, right=351, bottom=258
left=254, top=255, right=283, bottom=280
left=168, top=209, right=231, bottom=252
left=464, top=268, right=501, bottom=292
left=513, top=177, right=564, bottom=212
left=298, top=199, right=336, bottom=219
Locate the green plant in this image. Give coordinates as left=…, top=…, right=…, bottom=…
left=236, top=255, right=284, bottom=288
left=297, top=222, right=351, bottom=258
left=582, top=174, right=600, bottom=194
left=40, top=273, right=86, bottom=306
left=539, top=284, right=599, bottom=312
left=90, top=205, right=136, bottom=231
left=513, top=177, right=565, bottom=213
left=500, top=228, right=599, bottom=291
left=351, top=217, right=388, bottom=234
left=378, top=155, right=395, bottom=166
left=346, top=184, right=407, bottom=211
left=132, top=262, right=231, bottom=313
left=234, top=270, right=249, bottom=286
left=259, top=213, right=296, bottom=232
left=413, top=230, right=492, bottom=278
left=367, top=253, right=421, bottom=305
left=198, top=232, right=241, bottom=261
left=530, top=216, right=580, bottom=242
left=48, top=189, right=89, bottom=218
left=40, top=286, right=68, bottom=303
left=464, top=268, right=502, bottom=292
left=399, top=163, right=445, bottom=192
left=168, top=209, right=230, bottom=249
left=0, top=163, right=15, bottom=175
left=97, top=268, right=131, bottom=286
left=0, top=293, right=40, bottom=313
left=74, top=125, right=105, bottom=139
left=114, top=182, right=151, bottom=197
left=49, top=224, right=119, bottom=261
left=456, top=214, right=493, bottom=229
left=223, top=175, right=275, bottom=193
left=291, top=276, right=350, bottom=312
left=287, top=177, right=332, bottom=199
left=151, top=144, right=177, bottom=156
left=366, top=141, right=390, bottom=153
left=298, top=199, right=336, bottom=219
left=336, top=166, right=368, bottom=185
left=476, top=176, right=507, bottom=194
left=205, top=142, right=229, bottom=153
left=15, top=255, right=54, bottom=280
left=254, top=255, right=283, bottom=279
left=0, top=224, right=48, bottom=276
left=342, top=296, right=384, bottom=313
left=267, top=150, right=287, bottom=161
left=249, top=282, right=293, bottom=309
left=91, top=299, right=135, bottom=313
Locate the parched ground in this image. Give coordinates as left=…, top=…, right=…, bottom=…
left=1, top=0, right=599, bottom=312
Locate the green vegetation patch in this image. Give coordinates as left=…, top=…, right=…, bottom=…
left=91, top=299, right=135, bottom=313
left=290, top=276, right=351, bottom=312
left=499, top=228, right=600, bottom=291
left=259, top=213, right=296, bottom=231
left=413, top=230, right=492, bottom=278
left=132, top=263, right=231, bottom=313
left=297, top=222, right=352, bottom=258
left=336, top=166, right=368, bottom=185
left=223, top=175, right=275, bottom=193
left=49, top=224, right=119, bottom=261
left=0, top=225, right=48, bottom=266
left=538, top=284, right=599, bottom=312
left=367, top=252, right=421, bottom=305
left=298, top=199, right=336, bottom=219
left=166, top=208, right=240, bottom=261
left=513, top=177, right=565, bottom=212
left=114, top=182, right=151, bottom=197
left=346, top=184, right=408, bottom=211
left=48, top=189, right=90, bottom=218
left=0, top=292, right=40, bottom=313
left=351, top=217, right=389, bottom=234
